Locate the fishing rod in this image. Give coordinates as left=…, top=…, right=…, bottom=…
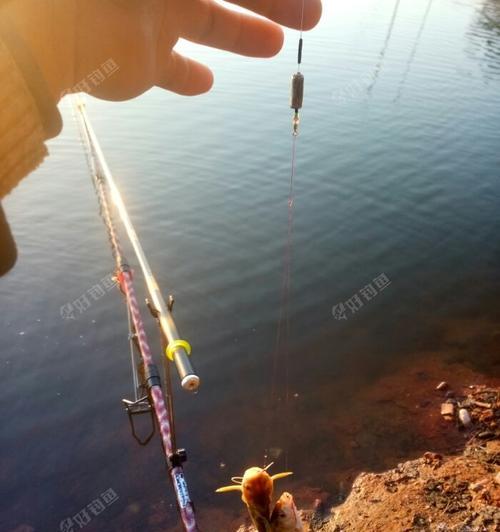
left=74, top=103, right=199, bottom=392
left=74, top=97, right=198, bottom=531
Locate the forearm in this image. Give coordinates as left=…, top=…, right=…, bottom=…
left=1, top=0, right=75, bottom=101
left=0, top=33, right=48, bottom=198
left=0, top=0, right=65, bottom=198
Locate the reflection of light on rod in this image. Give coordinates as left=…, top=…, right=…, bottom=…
left=367, top=0, right=401, bottom=95
left=75, top=99, right=199, bottom=393
left=395, top=0, right=434, bottom=103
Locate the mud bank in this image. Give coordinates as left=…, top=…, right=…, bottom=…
left=309, top=443, right=499, bottom=531
left=308, top=433, right=499, bottom=530
left=236, top=383, right=500, bottom=532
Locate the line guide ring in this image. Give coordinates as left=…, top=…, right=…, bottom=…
left=166, top=339, right=192, bottom=362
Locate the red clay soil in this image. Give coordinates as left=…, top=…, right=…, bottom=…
left=237, top=383, right=500, bottom=532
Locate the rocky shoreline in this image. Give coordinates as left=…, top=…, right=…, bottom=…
left=304, top=384, right=499, bottom=531
left=237, top=384, right=500, bottom=531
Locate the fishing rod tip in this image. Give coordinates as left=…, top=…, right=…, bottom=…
left=181, top=374, right=200, bottom=392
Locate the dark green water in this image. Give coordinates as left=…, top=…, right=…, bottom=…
left=1, top=1, right=500, bottom=530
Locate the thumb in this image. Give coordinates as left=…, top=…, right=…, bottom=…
left=0, top=201, right=18, bottom=277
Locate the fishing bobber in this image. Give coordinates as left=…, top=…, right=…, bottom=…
left=290, top=72, right=304, bottom=110
left=290, top=72, right=304, bottom=135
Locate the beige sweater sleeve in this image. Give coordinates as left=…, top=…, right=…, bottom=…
left=0, top=36, right=48, bottom=199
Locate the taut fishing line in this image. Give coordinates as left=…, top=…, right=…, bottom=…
left=266, top=0, right=306, bottom=471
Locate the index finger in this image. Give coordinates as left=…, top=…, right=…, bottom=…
left=227, top=0, right=322, bottom=31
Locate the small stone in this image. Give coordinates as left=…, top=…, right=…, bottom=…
left=313, top=498, right=324, bottom=512
left=436, top=381, right=448, bottom=391
left=494, top=472, right=500, bottom=485
left=412, top=513, right=429, bottom=527
left=423, top=452, right=443, bottom=465
left=441, top=402, right=455, bottom=419
left=477, top=430, right=494, bottom=439
left=472, top=400, right=492, bottom=409
left=478, top=410, right=494, bottom=422
left=458, top=408, right=472, bottom=427
left=469, top=478, right=488, bottom=492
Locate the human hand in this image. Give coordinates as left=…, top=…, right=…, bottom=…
left=3, top=0, right=322, bottom=101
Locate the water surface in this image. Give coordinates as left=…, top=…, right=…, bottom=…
left=1, top=1, right=500, bottom=530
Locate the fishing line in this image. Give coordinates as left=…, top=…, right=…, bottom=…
left=73, top=97, right=143, bottom=406
left=267, top=0, right=306, bottom=472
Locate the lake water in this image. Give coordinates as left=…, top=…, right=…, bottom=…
left=1, top=0, right=500, bottom=530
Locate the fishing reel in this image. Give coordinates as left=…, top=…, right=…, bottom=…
left=168, top=448, right=188, bottom=470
